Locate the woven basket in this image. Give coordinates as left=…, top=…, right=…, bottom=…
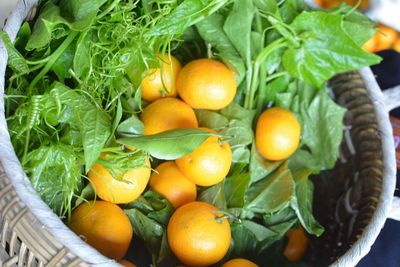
left=0, top=1, right=397, bottom=267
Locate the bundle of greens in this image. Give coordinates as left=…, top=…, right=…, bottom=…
left=1, top=0, right=380, bottom=266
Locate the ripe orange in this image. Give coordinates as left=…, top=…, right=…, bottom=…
left=283, top=227, right=309, bottom=261
left=222, top=258, right=259, bottom=267
left=394, top=38, right=400, bottom=52
left=375, top=24, right=398, bottom=51
left=88, top=156, right=151, bottom=204
left=167, top=201, right=231, bottom=266
left=314, top=0, right=368, bottom=10
left=141, top=53, right=181, bottom=102
left=177, top=58, right=237, bottom=110
left=176, top=128, right=232, bottom=186
left=140, top=97, right=198, bottom=135
left=69, top=201, right=133, bottom=260
left=255, top=107, right=301, bottom=161
left=150, top=162, right=197, bottom=209
left=119, top=259, right=137, bottom=267
left=362, top=36, right=377, bottom=53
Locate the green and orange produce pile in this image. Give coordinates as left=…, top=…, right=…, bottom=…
left=1, top=0, right=381, bottom=266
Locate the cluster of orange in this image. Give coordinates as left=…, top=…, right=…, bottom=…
left=363, top=24, right=400, bottom=53
left=68, top=54, right=305, bottom=266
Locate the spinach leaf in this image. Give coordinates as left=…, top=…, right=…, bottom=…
left=44, top=83, right=112, bottom=170
left=291, top=169, right=324, bottom=236
left=146, top=0, right=230, bottom=37
left=0, top=31, right=29, bottom=74
left=51, top=42, right=75, bottom=79
left=245, top=163, right=295, bottom=214
left=24, top=143, right=83, bottom=217
left=117, top=115, right=145, bottom=136
left=223, top=0, right=255, bottom=62
left=249, top=143, right=283, bottom=184
left=198, top=182, right=227, bottom=210
left=125, top=209, right=171, bottom=265
left=282, top=11, right=381, bottom=87
left=330, top=3, right=376, bottom=46
left=225, top=167, right=250, bottom=208
left=27, top=2, right=70, bottom=50
left=117, top=128, right=212, bottom=160
left=196, top=14, right=246, bottom=84
left=59, top=0, right=107, bottom=21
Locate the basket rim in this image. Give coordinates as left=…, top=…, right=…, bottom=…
left=0, top=1, right=397, bottom=267
left=329, top=68, right=397, bottom=267
left=0, top=0, right=119, bottom=266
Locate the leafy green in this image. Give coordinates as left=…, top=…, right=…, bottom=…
left=116, top=115, right=145, bottom=136
left=0, top=31, right=29, bottom=74
left=198, top=182, right=227, bottom=210
left=282, top=11, right=381, bottom=87
left=24, top=143, right=83, bottom=217
left=118, top=128, right=213, bottom=160
left=245, top=163, right=295, bottom=214
left=249, top=143, right=283, bottom=184
left=291, top=169, right=324, bottom=236
left=225, top=166, right=250, bottom=208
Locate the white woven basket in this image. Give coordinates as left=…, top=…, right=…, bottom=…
left=0, top=1, right=397, bottom=266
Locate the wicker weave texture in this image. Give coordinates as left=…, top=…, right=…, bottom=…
left=0, top=164, right=88, bottom=267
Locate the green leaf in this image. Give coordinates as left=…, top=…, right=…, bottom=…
left=117, top=115, right=145, bottom=136
left=146, top=0, right=230, bottom=37
left=249, top=143, right=283, bottom=184
left=73, top=30, right=92, bottom=78
left=24, top=143, right=83, bottom=217
left=59, top=0, right=107, bottom=21
left=245, top=163, right=295, bottom=214
left=291, top=169, right=324, bottom=236
left=196, top=13, right=246, bottom=84
left=220, top=102, right=256, bottom=128
left=118, top=128, right=212, bottom=160
left=43, top=82, right=112, bottom=170
left=223, top=0, right=255, bottom=62
left=73, top=183, right=95, bottom=209
left=198, top=182, right=227, bottom=210
left=125, top=209, right=171, bottom=264
left=0, top=31, right=29, bottom=74
left=52, top=41, right=75, bottom=79
left=110, top=98, right=123, bottom=139
left=330, top=3, right=376, bottom=46
left=282, top=11, right=381, bottom=87
left=225, top=168, right=251, bottom=208
left=196, top=109, right=229, bottom=131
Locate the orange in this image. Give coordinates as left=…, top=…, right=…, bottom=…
left=167, top=201, right=231, bottom=266
left=362, top=36, right=377, bottom=53
left=177, top=58, right=237, bottom=110
left=150, top=162, right=197, bottom=209
left=141, top=53, right=181, bottom=102
left=222, top=258, right=259, bottom=267
left=88, top=156, right=151, bottom=204
left=375, top=24, right=398, bottom=51
left=140, top=97, right=198, bottom=135
left=119, top=260, right=137, bottom=267
left=283, top=227, right=309, bottom=261
left=176, top=128, right=232, bottom=186
left=394, top=38, right=400, bottom=52
left=69, top=201, right=133, bottom=260
left=255, top=107, right=301, bottom=161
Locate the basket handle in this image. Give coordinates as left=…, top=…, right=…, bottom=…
left=388, top=196, right=400, bottom=221
left=383, top=85, right=400, bottom=111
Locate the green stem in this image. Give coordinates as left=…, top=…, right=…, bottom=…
left=245, top=38, right=287, bottom=109
left=256, top=71, right=287, bottom=112
left=97, top=0, right=121, bottom=19
left=27, top=31, right=79, bottom=94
